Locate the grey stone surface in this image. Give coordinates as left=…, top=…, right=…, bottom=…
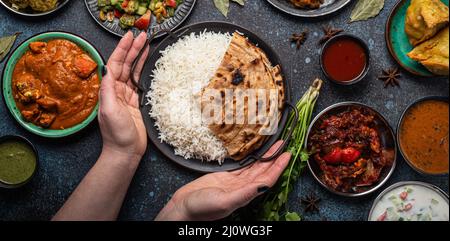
left=0, top=0, right=448, bottom=221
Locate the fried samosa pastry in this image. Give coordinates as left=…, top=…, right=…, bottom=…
left=408, top=27, right=449, bottom=76
left=405, top=0, right=449, bottom=46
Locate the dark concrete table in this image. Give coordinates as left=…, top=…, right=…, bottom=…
left=0, top=0, right=448, bottom=221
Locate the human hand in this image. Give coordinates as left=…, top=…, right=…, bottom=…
left=99, top=31, right=150, bottom=162
left=155, top=141, right=291, bottom=221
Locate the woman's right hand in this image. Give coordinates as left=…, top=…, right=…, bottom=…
left=156, top=141, right=291, bottom=221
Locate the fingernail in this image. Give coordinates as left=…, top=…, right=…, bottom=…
left=257, top=186, right=270, bottom=193
left=102, top=65, right=108, bottom=76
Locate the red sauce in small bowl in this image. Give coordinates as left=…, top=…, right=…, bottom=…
left=322, top=37, right=368, bottom=83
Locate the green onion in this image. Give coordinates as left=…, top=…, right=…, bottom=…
left=260, top=79, right=323, bottom=221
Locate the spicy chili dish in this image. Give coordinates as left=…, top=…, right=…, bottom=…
left=307, top=103, right=397, bottom=196
left=2, top=32, right=104, bottom=138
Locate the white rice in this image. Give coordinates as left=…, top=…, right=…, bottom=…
left=146, top=31, right=232, bottom=163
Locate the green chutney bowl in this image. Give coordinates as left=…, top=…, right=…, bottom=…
left=385, top=0, right=449, bottom=77
left=1, top=31, right=105, bottom=138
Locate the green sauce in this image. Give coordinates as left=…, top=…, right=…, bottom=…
left=0, top=141, right=37, bottom=185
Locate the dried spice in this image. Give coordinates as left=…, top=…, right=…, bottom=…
left=379, top=67, right=401, bottom=88
left=0, top=32, right=21, bottom=63
left=319, top=26, right=343, bottom=45
left=301, top=193, right=321, bottom=213
left=290, top=30, right=308, bottom=50
left=350, top=0, right=385, bottom=23
left=213, top=0, right=245, bottom=17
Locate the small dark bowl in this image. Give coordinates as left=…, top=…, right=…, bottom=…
left=0, top=135, right=39, bottom=189
left=305, top=102, right=397, bottom=197
left=397, top=96, right=449, bottom=176
left=0, top=0, right=69, bottom=17
left=320, top=34, right=371, bottom=86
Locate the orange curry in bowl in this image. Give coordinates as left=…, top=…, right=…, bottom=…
left=12, top=39, right=100, bottom=130
left=399, top=99, right=449, bottom=175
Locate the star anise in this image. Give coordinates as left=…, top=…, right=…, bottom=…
left=290, top=30, right=308, bottom=49
left=379, top=67, right=401, bottom=88
left=301, top=193, right=321, bottom=213
left=319, top=26, right=344, bottom=44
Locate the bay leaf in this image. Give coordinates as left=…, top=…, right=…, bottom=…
left=231, top=0, right=245, bottom=6
left=350, top=0, right=385, bottom=23
left=213, top=0, right=230, bottom=17
left=0, top=32, right=21, bottom=63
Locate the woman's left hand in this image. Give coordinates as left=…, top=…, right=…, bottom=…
left=156, top=141, right=291, bottom=221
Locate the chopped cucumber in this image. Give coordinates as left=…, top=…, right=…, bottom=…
left=115, top=0, right=125, bottom=12
left=120, top=14, right=136, bottom=28
left=137, top=5, right=147, bottom=15
left=98, top=0, right=111, bottom=7
left=124, top=0, right=139, bottom=14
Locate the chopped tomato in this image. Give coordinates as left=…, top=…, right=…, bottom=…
left=165, top=0, right=177, bottom=8
left=114, top=9, right=123, bottom=18
left=377, top=211, right=387, bottom=221
left=323, top=148, right=342, bottom=164
left=341, top=147, right=361, bottom=163
left=400, top=191, right=408, bottom=200
left=121, top=0, right=129, bottom=8
left=134, top=10, right=151, bottom=31
left=323, top=147, right=361, bottom=164
left=404, top=203, right=413, bottom=211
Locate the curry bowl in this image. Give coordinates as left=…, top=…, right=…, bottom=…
left=1, top=31, right=105, bottom=138
left=397, top=96, right=449, bottom=176
left=305, top=102, right=397, bottom=197
left=0, top=0, right=70, bottom=17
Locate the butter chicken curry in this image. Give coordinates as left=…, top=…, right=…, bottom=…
left=12, top=39, right=100, bottom=129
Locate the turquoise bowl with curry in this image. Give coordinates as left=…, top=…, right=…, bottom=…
left=386, top=0, right=449, bottom=77
left=2, top=32, right=105, bottom=138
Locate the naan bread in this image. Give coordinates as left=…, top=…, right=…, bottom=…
left=408, top=27, right=449, bottom=75
left=199, top=33, right=284, bottom=160
left=405, top=0, right=449, bottom=46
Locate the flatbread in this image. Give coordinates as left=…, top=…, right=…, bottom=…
left=199, top=32, right=285, bottom=160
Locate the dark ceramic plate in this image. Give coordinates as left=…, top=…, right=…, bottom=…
left=385, top=0, right=449, bottom=77
left=306, top=102, right=397, bottom=197
left=85, top=0, right=196, bottom=38
left=139, top=22, right=292, bottom=173
left=266, top=0, right=351, bottom=17
left=0, top=0, right=69, bottom=17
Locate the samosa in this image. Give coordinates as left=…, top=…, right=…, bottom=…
left=405, top=0, right=449, bottom=46
left=408, top=27, right=449, bottom=76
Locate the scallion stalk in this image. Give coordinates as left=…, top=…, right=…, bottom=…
left=261, top=78, right=323, bottom=221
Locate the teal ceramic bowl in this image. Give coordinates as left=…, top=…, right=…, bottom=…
left=386, top=0, right=449, bottom=77
left=2, top=32, right=105, bottom=138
